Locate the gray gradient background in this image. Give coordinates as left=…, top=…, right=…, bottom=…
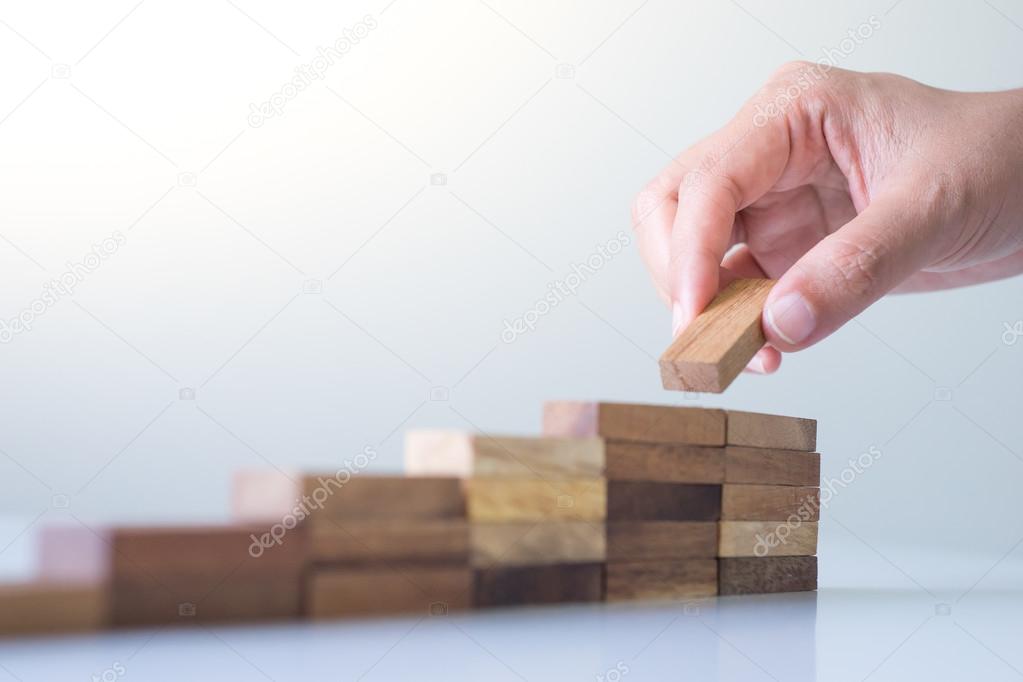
left=1, top=0, right=1021, bottom=594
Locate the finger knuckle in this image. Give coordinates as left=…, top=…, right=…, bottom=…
left=823, top=237, right=887, bottom=298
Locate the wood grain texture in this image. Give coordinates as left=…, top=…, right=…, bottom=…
left=726, top=411, right=817, bottom=451
left=724, top=446, right=820, bottom=486
left=232, top=471, right=466, bottom=522
left=404, top=431, right=604, bottom=479
left=722, top=485, right=820, bottom=521
left=718, top=521, right=818, bottom=557
left=606, top=522, right=717, bottom=561
left=0, top=583, right=107, bottom=635
left=543, top=401, right=726, bottom=446
left=605, top=441, right=724, bottom=483
left=606, top=559, right=718, bottom=602
left=472, top=563, right=604, bottom=607
left=608, top=481, right=720, bottom=521
left=659, top=279, right=774, bottom=393
left=465, top=479, right=606, bottom=521
left=718, top=556, right=818, bottom=595
left=470, top=522, right=605, bottom=567
left=309, top=520, right=469, bottom=564
left=39, top=525, right=307, bottom=626
left=307, top=565, right=472, bottom=619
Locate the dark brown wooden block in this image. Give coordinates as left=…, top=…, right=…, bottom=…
left=608, top=481, right=721, bottom=521
left=724, top=446, right=820, bottom=486
left=605, top=441, right=724, bottom=483
left=606, top=522, right=717, bottom=561
left=718, top=556, right=818, bottom=595
left=307, top=565, right=472, bottom=619
left=543, top=402, right=726, bottom=446
left=726, top=411, right=816, bottom=451
left=309, top=520, right=469, bottom=565
left=606, top=559, right=718, bottom=601
left=722, top=485, right=820, bottom=521
left=472, top=563, right=604, bottom=607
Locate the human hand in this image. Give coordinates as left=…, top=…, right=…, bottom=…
left=632, top=62, right=1023, bottom=373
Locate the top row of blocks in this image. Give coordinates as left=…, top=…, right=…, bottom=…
left=541, top=402, right=817, bottom=451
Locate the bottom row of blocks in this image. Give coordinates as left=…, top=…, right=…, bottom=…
left=309, top=556, right=818, bottom=619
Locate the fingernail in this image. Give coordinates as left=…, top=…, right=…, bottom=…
left=671, top=300, right=684, bottom=337
left=765, top=293, right=815, bottom=345
left=746, top=353, right=766, bottom=374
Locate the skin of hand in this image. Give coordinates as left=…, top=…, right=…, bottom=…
left=631, top=62, right=1023, bottom=374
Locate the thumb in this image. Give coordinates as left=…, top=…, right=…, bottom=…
left=763, top=191, right=941, bottom=351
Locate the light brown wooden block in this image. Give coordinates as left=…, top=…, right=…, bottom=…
left=309, top=520, right=469, bottom=565
left=606, top=559, right=718, bottom=602
left=724, top=446, right=820, bottom=486
left=718, top=521, right=818, bottom=557
left=470, top=522, right=605, bottom=567
left=726, top=411, right=817, bottom=451
left=606, top=522, right=717, bottom=561
left=307, top=565, right=471, bottom=619
left=608, top=481, right=720, bottom=521
left=465, top=479, right=605, bottom=521
left=404, top=431, right=604, bottom=479
left=659, top=279, right=774, bottom=393
left=722, top=485, right=820, bottom=521
left=0, top=583, right=107, bottom=636
left=39, top=524, right=307, bottom=626
left=718, top=556, right=818, bottom=595
left=543, top=401, right=726, bottom=446
left=605, top=441, right=724, bottom=483
left=473, top=563, right=604, bottom=607
left=233, top=471, right=466, bottom=523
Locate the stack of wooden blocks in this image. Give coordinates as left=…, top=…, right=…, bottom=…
left=0, top=401, right=819, bottom=635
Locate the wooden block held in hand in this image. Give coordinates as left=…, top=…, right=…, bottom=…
left=606, top=522, right=717, bottom=561
left=465, top=479, right=606, bottom=522
left=659, top=279, right=774, bottom=393
left=473, top=563, right=603, bottom=607
left=718, top=521, right=818, bottom=557
left=233, top=471, right=466, bottom=522
left=605, top=441, right=724, bottom=484
left=722, top=485, right=820, bottom=521
left=543, top=401, right=726, bottom=446
left=470, top=522, right=605, bottom=567
left=606, top=559, right=717, bottom=602
left=726, top=411, right=817, bottom=451
left=724, top=446, right=820, bottom=486
left=719, top=556, right=818, bottom=595
left=608, top=481, right=720, bottom=521
left=307, top=565, right=471, bottom=619
left=309, top=520, right=469, bottom=565
left=405, top=431, right=604, bottom=479
left=0, top=583, right=107, bottom=636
